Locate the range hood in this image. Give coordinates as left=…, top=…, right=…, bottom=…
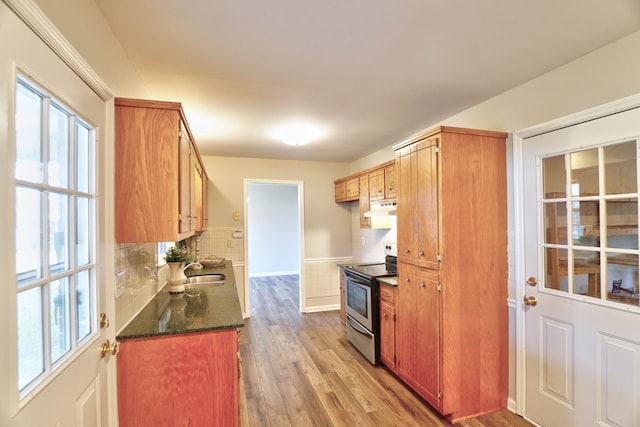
left=364, top=201, right=397, bottom=217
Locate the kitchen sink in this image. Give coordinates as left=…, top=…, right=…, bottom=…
left=185, top=274, right=225, bottom=284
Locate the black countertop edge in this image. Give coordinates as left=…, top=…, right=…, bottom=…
left=116, top=261, right=244, bottom=341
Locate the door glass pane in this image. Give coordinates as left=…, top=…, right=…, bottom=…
left=545, top=247, right=568, bottom=292
left=18, top=287, right=44, bottom=390
left=50, top=277, right=71, bottom=362
left=606, top=252, right=639, bottom=307
left=76, top=270, right=92, bottom=342
left=543, top=155, right=566, bottom=198
left=77, top=196, right=90, bottom=266
left=604, top=141, right=637, bottom=195
left=606, top=199, right=638, bottom=250
left=570, top=149, right=599, bottom=196
left=16, top=186, right=43, bottom=285
left=76, top=123, right=91, bottom=193
left=49, top=192, right=69, bottom=273
left=572, top=249, right=600, bottom=299
left=571, top=200, right=599, bottom=247
left=15, top=81, right=43, bottom=184
left=48, top=104, right=69, bottom=188
left=544, top=201, right=567, bottom=245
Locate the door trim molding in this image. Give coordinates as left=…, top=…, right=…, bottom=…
left=3, top=0, right=112, bottom=101
left=512, top=92, right=640, bottom=417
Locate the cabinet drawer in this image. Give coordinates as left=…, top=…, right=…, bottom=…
left=380, top=283, right=396, bottom=305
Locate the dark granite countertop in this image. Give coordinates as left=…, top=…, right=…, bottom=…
left=117, top=261, right=244, bottom=341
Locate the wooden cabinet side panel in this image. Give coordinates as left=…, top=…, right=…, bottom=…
left=117, top=330, right=239, bottom=427
left=439, top=132, right=508, bottom=418
left=115, top=107, right=179, bottom=242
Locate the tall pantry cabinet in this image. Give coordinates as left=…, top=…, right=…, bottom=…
left=394, top=126, right=508, bottom=423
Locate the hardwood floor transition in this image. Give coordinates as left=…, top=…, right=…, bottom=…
left=239, top=275, right=532, bottom=427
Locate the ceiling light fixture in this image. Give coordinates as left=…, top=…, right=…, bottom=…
left=268, top=120, right=326, bottom=146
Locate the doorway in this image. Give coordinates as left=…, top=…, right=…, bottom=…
left=244, top=180, right=304, bottom=318
left=515, top=97, right=640, bottom=426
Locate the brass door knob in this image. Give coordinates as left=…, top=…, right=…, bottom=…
left=100, top=339, right=119, bottom=358
left=523, top=296, right=538, bottom=307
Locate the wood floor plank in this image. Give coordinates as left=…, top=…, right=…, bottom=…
left=240, top=275, right=533, bottom=427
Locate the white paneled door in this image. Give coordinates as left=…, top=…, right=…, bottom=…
left=523, top=106, right=640, bottom=427
left=0, top=1, right=115, bottom=426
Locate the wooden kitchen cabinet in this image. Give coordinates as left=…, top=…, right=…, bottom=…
left=379, top=282, right=397, bottom=371
left=394, top=126, right=508, bottom=423
left=384, top=163, right=397, bottom=200
left=359, top=174, right=371, bottom=228
left=339, top=268, right=346, bottom=329
left=396, top=136, right=439, bottom=269
left=334, top=177, right=360, bottom=202
left=369, top=168, right=385, bottom=201
left=117, top=329, right=239, bottom=427
left=115, top=98, right=209, bottom=242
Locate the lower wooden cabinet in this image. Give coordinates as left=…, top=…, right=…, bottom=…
left=379, top=282, right=397, bottom=371
left=117, top=329, right=239, bottom=427
left=396, top=266, right=440, bottom=409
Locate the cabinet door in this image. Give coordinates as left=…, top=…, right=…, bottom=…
left=359, top=174, right=371, bottom=228
left=335, top=181, right=347, bottom=202
left=380, top=283, right=396, bottom=370
left=415, top=138, right=440, bottom=269
left=396, top=265, right=417, bottom=383
left=396, top=265, right=441, bottom=409
left=194, top=159, right=204, bottom=232
left=396, top=147, right=416, bottom=262
left=369, top=168, right=385, bottom=201
left=345, top=177, right=360, bottom=200
left=384, top=164, right=397, bottom=200
left=117, top=330, right=239, bottom=427
left=413, top=268, right=441, bottom=409
left=179, top=120, right=193, bottom=234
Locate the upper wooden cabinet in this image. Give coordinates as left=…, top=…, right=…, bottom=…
left=115, top=98, right=208, bottom=243
left=334, top=176, right=360, bottom=202
left=334, top=160, right=396, bottom=204
left=384, top=163, right=397, bottom=200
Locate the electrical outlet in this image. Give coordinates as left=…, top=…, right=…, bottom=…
left=361, top=237, right=366, bottom=246
left=233, top=211, right=240, bottom=221
left=226, top=239, right=233, bottom=248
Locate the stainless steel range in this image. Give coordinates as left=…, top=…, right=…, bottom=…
left=344, top=249, right=397, bottom=365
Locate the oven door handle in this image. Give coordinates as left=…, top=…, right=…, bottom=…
left=346, top=316, right=374, bottom=337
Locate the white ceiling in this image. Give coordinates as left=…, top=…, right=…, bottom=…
left=94, top=0, right=640, bottom=162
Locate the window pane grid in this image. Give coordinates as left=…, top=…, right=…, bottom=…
left=15, top=76, right=97, bottom=394
left=541, top=140, right=639, bottom=306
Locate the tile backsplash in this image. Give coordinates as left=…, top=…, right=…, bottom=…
left=115, top=227, right=245, bottom=332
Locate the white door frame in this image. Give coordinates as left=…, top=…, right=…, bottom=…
left=243, top=178, right=305, bottom=318
left=512, top=92, right=640, bottom=420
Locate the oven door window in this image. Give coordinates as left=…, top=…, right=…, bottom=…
left=347, top=281, right=369, bottom=319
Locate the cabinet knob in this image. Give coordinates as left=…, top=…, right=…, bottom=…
left=404, top=249, right=410, bottom=254
left=404, top=277, right=410, bottom=283
left=418, top=251, right=425, bottom=257
left=419, top=282, right=425, bottom=288
left=383, top=292, right=391, bottom=297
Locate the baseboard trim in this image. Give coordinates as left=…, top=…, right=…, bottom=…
left=302, top=304, right=340, bottom=313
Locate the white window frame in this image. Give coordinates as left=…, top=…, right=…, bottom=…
left=14, top=74, right=98, bottom=401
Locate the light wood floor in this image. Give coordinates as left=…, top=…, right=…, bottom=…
left=239, top=275, right=532, bottom=427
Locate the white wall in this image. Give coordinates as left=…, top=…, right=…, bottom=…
left=248, top=183, right=300, bottom=275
